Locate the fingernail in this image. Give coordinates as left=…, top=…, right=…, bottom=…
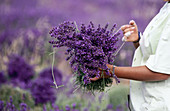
left=130, top=31, right=134, bottom=33
left=131, top=27, right=135, bottom=29
left=125, top=31, right=131, bottom=37
left=121, top=25, right=125, bottom=29
left=122, top=25, right=125, bottom=27
left=129, top=20, right=135, bottom=25
left=122, top=37, right=126, bottom=42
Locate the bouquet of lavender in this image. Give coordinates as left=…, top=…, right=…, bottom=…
left=49, top=21, right=120, bottom=92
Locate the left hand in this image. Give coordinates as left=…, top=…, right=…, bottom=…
left=90, top=64, right=113, bottom=81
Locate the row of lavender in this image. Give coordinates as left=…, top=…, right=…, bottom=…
left=0, top=97, right=125, bottom=111
left=0, top=0, right=164, bottom=70
left=0, top=54, right=61, bottom=104
left=0, top=54, right=128, bottom=111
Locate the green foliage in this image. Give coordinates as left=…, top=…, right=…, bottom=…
left=0, top=84, right=130, bottom=111
left=75, top=69, right=113, bottom=94
left=108, top=84, right=129, bottom=110
left=55, top=89, right=109, bottom=111
left=0, top=84, right=35, bottom=109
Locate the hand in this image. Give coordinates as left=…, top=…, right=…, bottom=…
left=121, top=20, right=139, bottom=42
left=90, top=64, right=113, bottom=81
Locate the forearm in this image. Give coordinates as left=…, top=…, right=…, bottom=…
left=112, top=65, right=169, bottom=81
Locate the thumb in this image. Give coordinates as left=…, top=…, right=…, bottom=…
left=90, top=77, right=100, bottom=81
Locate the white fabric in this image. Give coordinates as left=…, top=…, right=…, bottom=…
left=130, top=2, right=170, bottom=111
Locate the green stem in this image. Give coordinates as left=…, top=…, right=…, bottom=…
left=74, top=21, right=80, bottom=33
left=102, top=70, right=105, bottom=92
left=52, top=48, right=58, bottom=89
left=51, top=48, right=64, bottom=89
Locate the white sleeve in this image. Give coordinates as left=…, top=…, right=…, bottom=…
left=146, top=19, right=170, bottom=74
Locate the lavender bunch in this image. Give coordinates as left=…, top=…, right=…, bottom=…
left=49, top=21, right=120, bottom=92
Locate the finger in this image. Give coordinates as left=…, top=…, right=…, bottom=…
left=123, top=36, right=128, bottom=41
left=122, top=37, right=126, bottom=41
left=124, top=27, right=135, bottom=33
left=129, top=20, right=136, bottom=26
left=90, top=77, right=100, bottom=81
left=121, top=25, right=133, bottom=31
left=124, top=31, right=134, bottom=38
left=129, top=20, right=138, bottom=31
left=98, top=68, right=103, bottom=71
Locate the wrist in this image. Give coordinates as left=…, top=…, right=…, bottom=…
left=109, top=65, right=116, bottom=77
left=111, top=65, right=120, bottom=83
left=133, top=32, right=141, bottom=43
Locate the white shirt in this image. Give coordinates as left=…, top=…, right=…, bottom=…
left=130, top=2, right=170, bottom=111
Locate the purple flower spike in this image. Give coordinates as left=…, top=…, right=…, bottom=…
left=20, top=103, right=28, bottom=111
left=10, top=96, right=13, bottom=104
left=7, top=54, right=35, bottom=89
left=106, top=104, right=113, bottom=110
left=0, top=100, right=4, bottom=111
left=0, top=71, right=7, bottom=84
left=83, top=108, right=88, bottom=111
left=116, top=105, right=124, bottom=111
left=30, top=77, right=57, bottom=104
left=39, top=67, right=63, bottom=85
left=65, top=105, right=71, bottom=111
left=72, top=103, right=76, bottom=109
left=43, top=104, right=47, bottom=111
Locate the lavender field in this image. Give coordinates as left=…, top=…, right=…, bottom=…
left=0, top=0, right=164, bottom=111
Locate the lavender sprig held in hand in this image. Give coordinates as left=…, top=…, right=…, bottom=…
left=49, top=21, right=120, bottom=92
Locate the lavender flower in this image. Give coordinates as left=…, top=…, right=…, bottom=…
left=116, top=105, right=124, bottom=111
left=72, top=103, right=76, bottom=109
left=83, top=75, right=91, bottom=85
left=98, top=92, right=104, bottom=103
left=49, top=21, right=120, bottom=92
left=52, top=104, right=60, bottom=111
left=7, top=54, right=35, bottom=85
left=0, top=100, right=4, bottom=111
left=39, top=67, right=63, bottom=85
left=30, top=77, right=57, bottom=104
left=4, top=96, right=17, bottom=111
left=20, top=103, right=28, bottom=111
left=83, top=108, right=89, bottom=111
left=65, top=105, right=71, bottom=111
left=43, top=104, right=47, bottom=111
left=106, top=104, right=113, bottom=110
left=0, top=71, right=7, bottom=85
left=29, top=67, right=63, bottom=105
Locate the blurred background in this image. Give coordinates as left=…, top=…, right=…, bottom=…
left=0, top=0, right=165, bottom=111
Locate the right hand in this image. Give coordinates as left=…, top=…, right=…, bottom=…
left=121, top=20, right=139, bottom=42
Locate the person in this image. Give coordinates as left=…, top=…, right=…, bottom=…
left=90, top=0, right=170, bottom=110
